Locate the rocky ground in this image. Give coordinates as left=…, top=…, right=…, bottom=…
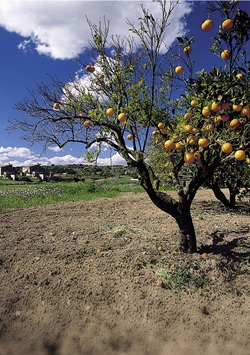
left=0, top=189, right=249, bottom=355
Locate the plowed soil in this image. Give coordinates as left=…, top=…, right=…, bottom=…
left=0, top=189, right=249, bottom=355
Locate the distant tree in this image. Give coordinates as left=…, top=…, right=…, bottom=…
left=9, top=0, right=250, bottom=253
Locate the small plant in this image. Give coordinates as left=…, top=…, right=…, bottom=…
left=156, top=267, right=206, bottom=291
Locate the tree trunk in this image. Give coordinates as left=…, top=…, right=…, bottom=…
left=208, top=182, right=231, bottom=208
left=176, top=208, right=197, bottom=253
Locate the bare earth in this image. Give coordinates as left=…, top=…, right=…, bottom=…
left=0, top=189, right=249, bottom=355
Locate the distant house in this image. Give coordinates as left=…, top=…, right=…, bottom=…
left=0, top=164, right=17, bottom=180
left=21, top=163, right=49, bottom=180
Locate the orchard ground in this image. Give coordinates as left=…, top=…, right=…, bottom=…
left=0, top=189, right=249, bottom=355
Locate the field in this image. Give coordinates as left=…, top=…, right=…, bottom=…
left=0, top=185, right=249, bottom=355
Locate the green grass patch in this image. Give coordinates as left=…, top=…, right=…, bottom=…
left=155, top=267, right=206, bottom=291
left=0, top=177, right=144, bottom=209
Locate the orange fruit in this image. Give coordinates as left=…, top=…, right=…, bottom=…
left=187, top=135, right=198, bottom=145
left=176, top=141, right=185, bottom=150
left=198, top=138, right=210, bottom=148
left=221, top=50, right=231, bottom=60
left=53, top=103, right=60, bottom=110
left=191, top=100, right=198, bottom=107
left=220, top=114, right=230, bottom=122
left=184, top=112, right=192, bottom=121
left=201, top=19, right=213, bottom=31
left=175, top=66, right=184, bottom=74
left=184, top=153, right=195, bottom=164
left=127, top=134, right=133, bottom=140
left=222, top=19, right=234, bottom=30
left=184, top=125, right=193, bottom=133
left=158, top=122, right=165, bottom=129
left=246, top=158, right=250, bottom=164
left=221, top=142, right=233, bottom=154
left=221, top=102, right=230, bottom=110
left=152, top=130, right=159, bottom=136
left=118, top=113, right=127, bottom=122
left=230, top=119, right=240, bottom=130
left=234, top=150, right=246, bottom=161
left=106, top=107, right=115, bottom=116
left=164, top=139, right=175, bottom=150
left=202, top=106, right=211, bottom=117
left=211, top=102, right=221, bottom=112
left=183, top=46, right=192, bottom=55
left=86, top=65, right=95, bottom=73
left=242, top=105, right=250, bottom=116
left=203, top=124, right=215, bottom=133
left=165, top=163, right=170, bottom=169
left=233, top=104, right=243, bottom=112
left=84, top=120, right=91, bottom=127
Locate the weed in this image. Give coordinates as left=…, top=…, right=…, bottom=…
left=155, top=267, right=207, bottom=291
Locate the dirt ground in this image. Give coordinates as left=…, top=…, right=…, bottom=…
left=0, top=189, right=249, bottom=355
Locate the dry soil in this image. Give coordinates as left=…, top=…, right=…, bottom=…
left=0, top=189, right=249, bottom=355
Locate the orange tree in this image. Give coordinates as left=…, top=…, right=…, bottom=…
left=10, top=0, right=250, bottom=253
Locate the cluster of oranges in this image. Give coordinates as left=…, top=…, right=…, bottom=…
left=158, top=98, right=250, bottom=165
left=202, top=18, right=234, bottom=61
left=175, top=18, right=235, bottom=75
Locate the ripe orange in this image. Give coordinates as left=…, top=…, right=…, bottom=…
left=164, top=139, right=175, bottom=150
left=191, top=100, right=198, bottom=107
left=184, top=153, right=195, bottom=164
left=176, top=141, right=185, bottom=150
left=221, top=50, right=231, bottom=60
left=198, top=138, right=210, bottom=148
left=246, top=158, right=250, bottom=164
left=221, top=102, right=230, bottom=110
left=184, top=112, right=192, bottom=121
left=183, top=46, right=192, bottom=55
left=86, top=65, right=95, bottom=73
left=221, top=142, right=233, bottom=154
left=184, top=125, right=193, bottom=133
left=230, top=119, right=240, bottom=130
left=232, top=104, right=243, bottom=112
left=106, top=107, right=115, bottom=116
left=118, top=113, right=127, bottom=122
left=222, top=19, right=234, bottom=30
left=211, top=102, right=221, bottom=112
left=201, top=19, right=213, bottom=31
left=53, top=103, right=60, bottom=110
left=203, top=124, right=215, bottom=133
left=84, top=120, right=91, bottom=127
left=235, top=150, right=246, bottom=161
left=242, top=105, right=250, bottom=116
left=158, top=122, right=165, bottom=129
left=175, top=66, right=184, bottom=74
left=187, top=135, right=198, bottom=145
left=127, top=134, right=133, bottom=140
left=202, top=106, right=211, bottom=117
left=152, top=130, right=159, bottom=136
left=220, top=114, right=230, bottom=122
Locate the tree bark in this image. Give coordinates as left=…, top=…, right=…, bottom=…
left=176, top=209, right=197, bottom=253
left=207, top=182, right=232, bottom=208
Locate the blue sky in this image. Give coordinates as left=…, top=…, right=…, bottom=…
left=0, top=0, right=249, bottom=167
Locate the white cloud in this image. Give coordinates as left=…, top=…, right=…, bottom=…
left=48, top=146, right=62, bottom=152
left=0, top=1, right=193, bottom=59
left=97, top=151, right=126, bottom=166
left=0, top=146, right=125, bottom=166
